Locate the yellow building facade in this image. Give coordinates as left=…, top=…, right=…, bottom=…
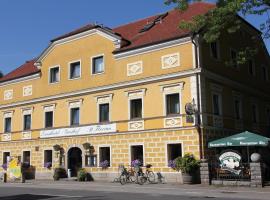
left=0, top=3, right=269, bottom=182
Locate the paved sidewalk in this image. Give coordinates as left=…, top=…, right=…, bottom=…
left=1, top=180, right=270, bottom=199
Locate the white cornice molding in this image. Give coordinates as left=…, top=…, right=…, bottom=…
left=0, top=73, right=40, bottom=87
left=0, top=68, right=201, bottom=110
left=114, top=37, right=192, bottom=60
left=36, top=28, right=122, bottom=64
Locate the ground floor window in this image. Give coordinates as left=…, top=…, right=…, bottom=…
left=23, top=151, right=31, bottom=165
left=44, top=150, right=52, bottom=168
left=86, top=155, right=97, bottom=167
left=167, top=143, right=182, bottom=163
left=99, top=147, right=110, bottom=167
left=130, top=145, right=144, bottom=166
left=3, top=152, right=10, bottom=164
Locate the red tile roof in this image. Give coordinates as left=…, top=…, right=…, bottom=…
left=0, top=59, right=40, bottom=83
left=0, top=2, right=214, bottom=83
left=113, top=2, right=215, bottom=52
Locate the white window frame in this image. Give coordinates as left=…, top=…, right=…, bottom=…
left=161, top=83, right=184, bottom=117
left=165, top=141, right=184, bottom=167
left=22, top=108, right=32, bottom=131
left=209, top=40, right=220, bottom=60
left=48, top=65, right=61, bottom=84
left=43, top=148, right=53, bottom=168
left=68, top=59, right=81, bottom=80
left=69, top=103, right=81, bottom=126
left=22, top=149, right=31, bottom=165
left=95, top=94, right=113, bottom=123
left=126, top=89, right=146, bottom=120
left=43, top=105, right=55, bottom=128
left=3, top=112, right=13, bottom=133
left=2, top=151, right=11, bottom=165
left=129, top=143, right=145, bottom=166
left=91, top=54, right=105, bottom=75
left=97, top=145, right=112, bottom=168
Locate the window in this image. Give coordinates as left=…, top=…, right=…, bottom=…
left=86, top=155, right=97, bottom=167
left=23, top=114, right=31, bottom=131
left=99, top=147, right=110, bottom=167
left=234, top=99, right=242, bottom=120
left=262, top=66, right=269, bottom=81
left=248, top=60, right=255, bottom=76
left=99, top=103, right=109, bottom=122
left=92, top=56, right=104, bottom=74
left=44, top=150, right=52, bottom=167
left=167, top=143, right=182, bottom=163
left=49, top=67, right=60, bottom=83
left=166, top=93, right=180, bottom=115
left=252, top=104, right=259, bottom=123
left=130, top=99, right=142, bottom=119
left=3, top=152, right=10, bottom=164
left=266, top=108, right=270, bottom=126
left=23, top=151, right=31, bottom=164
left=213, top=94, right=221, bottom=116
left=4, top=117, right=11, bottom=133
left=69, top=61, right=81, bottom=79
left=45, top=111, right=53, bottom=128
left=230, top=49, right=237, bottom=68
left=210, top=41, right=219, bottom=59
left=70, top=107, right=80, bottom=126
left=130, top=145, right=144, bottom=166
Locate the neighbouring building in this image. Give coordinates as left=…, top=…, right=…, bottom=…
left=0, top=2, right=269, bottom=182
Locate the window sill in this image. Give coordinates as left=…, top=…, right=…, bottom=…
left=68, top=77, right=81, bottom=81
left=49, top=81, right=60, bottom=85
left=92, top=71, right=105, bottom=76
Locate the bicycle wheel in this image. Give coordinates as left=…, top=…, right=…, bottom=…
left=137, top=176, right=147, bottom=185
left=148, top=171, right=156, bottom=183
left=129, top=174, right=136, bottom=183
left=120, top=174, right=127, bottom=185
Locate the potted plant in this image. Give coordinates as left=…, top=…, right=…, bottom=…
left=174, top=154, right=200, bottom=184
left=131, top=159, right=142, bottom=167
left=53, top=167, right=67, bottom=181
left=44, top=162, right=52, bottom=169
left=1, top=163, right=7, bottom=171
left=77, top=168, right=87, bottom=182
left=100, top=160, right=110, bottom=169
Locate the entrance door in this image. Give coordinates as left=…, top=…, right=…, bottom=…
left=68, top=147, right=82, bottom=177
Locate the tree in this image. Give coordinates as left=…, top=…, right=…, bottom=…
left=165, top=0, right=270, bottom=64
left=0, top=71, right=3, bottom=78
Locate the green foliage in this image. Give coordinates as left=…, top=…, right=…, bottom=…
left=164, top=0, right=270, bottom=64
left=174, top=153, right=200, bottom=174
left=0, top=71, right=3, bottom=78
left=77, top=168, right=87, bottom=182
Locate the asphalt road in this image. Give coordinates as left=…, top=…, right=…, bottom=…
left=0, top=181, right=270, bottom=200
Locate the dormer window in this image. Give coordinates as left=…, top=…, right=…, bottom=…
left=49, top=66, right=60, bottom=83
left=69, top=61, right=81, bottom=79
left=92, top=56, right=104, bottom=74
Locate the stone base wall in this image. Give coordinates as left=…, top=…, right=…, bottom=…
left=0, top=128, right=199, bottom=183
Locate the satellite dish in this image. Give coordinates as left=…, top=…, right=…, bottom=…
left=185, top=103, right=195, bottom=115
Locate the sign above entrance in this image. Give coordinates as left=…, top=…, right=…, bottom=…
left=40, top=123, right=117, bottom=138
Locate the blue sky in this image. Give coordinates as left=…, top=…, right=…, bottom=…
left=0, top=0, right=269, bottom=75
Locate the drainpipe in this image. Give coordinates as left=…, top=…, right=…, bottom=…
left=191, top=33, right=204, bottom=160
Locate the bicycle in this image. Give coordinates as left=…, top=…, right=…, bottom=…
left=137, top=164, right=156, bottom=185
left=119, top=165, right=136, bottom=185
